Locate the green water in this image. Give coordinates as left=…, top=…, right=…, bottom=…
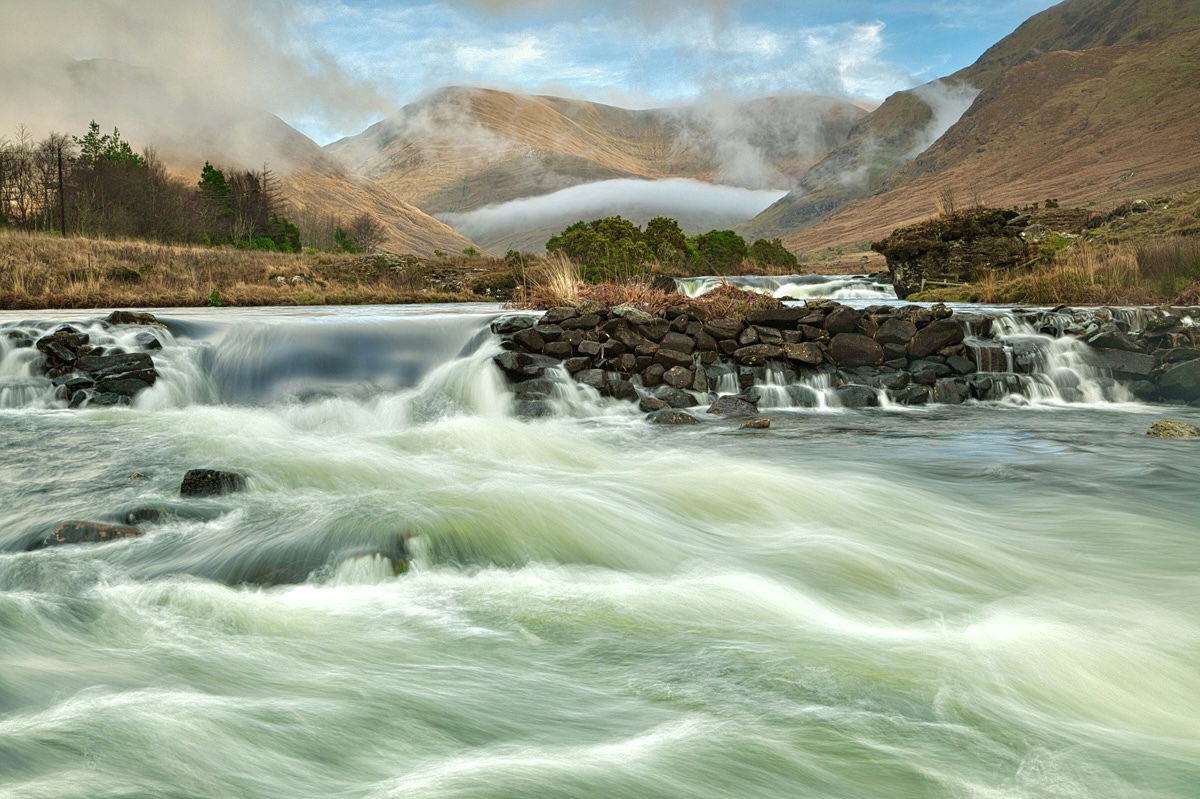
left=1, top=307, right=1198, bottom=798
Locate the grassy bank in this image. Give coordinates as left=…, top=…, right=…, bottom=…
left=0, top=230, right=509, bottom=309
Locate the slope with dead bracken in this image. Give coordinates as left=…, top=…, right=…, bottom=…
left=780, top=28, right=1200, bottom=253
left=17, top=60, right=476, bottom=256
left=326, top=87, right=866, bottom=215
left=743, top=0, right=1200, bottom=247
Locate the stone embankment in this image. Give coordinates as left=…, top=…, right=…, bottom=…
left=491, top=299, right=1200, bottom=418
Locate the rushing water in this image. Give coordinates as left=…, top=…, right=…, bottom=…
left=675, top=274, right=897, bottom=301
left=2, top=303, right=1198, bottom=799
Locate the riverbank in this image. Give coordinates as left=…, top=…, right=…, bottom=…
left=0, top=230, right=512, bottom=309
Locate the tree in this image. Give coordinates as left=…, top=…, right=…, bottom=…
left=748, top=238, right=798, bottom=271
left=73, top=121, right=144, bottom=167
left=346, top=213, right=385, bottom=252
left=644, top=216, right=688, bottom=265
left=691, top=230, right=748, bottom=273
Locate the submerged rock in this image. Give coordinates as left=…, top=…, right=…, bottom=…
left=1147, top=419, right=1200, bottom=439
left=180, top=469, right=247, bottom=497
left=706, top=394, right=759, bottom=418
left=30, top=521, right=142, bottom=549
left=742, top=418, right=771, bottom=429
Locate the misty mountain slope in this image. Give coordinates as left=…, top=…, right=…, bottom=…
left=16, top=59, right=476, bottom=256
left=326, top=87, right=866, bottom=215
left=740, top=0, right=1200, bottom=244
left=777, top=28, right=1200, bottom=254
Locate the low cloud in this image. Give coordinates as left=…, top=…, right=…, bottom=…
left=440, top=177, right=787, bottom=244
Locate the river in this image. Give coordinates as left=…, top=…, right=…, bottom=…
left=1, top=295, right=1198, bottom=798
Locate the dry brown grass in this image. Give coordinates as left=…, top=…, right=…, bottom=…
left=510, top=264, right=785, bottom=319
left=911, top=239, right=1200, bottom=306
left=0, top=230, right=486, bottom=309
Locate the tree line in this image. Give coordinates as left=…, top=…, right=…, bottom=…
left=545, top=215, right=798, bottom=281
left=0, top=122, right=384, bottom=253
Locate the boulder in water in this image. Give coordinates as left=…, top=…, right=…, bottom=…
left=781, top=342, right=823, bottom=366
left=180, top=469, right=247, bottom=497
left=31, top=521, right=142, bottom=549
left=835, top=384, right=879, bottom=408
left=105, top=310, right=165, bottom=327
left=647, top=409, right=700, bottom=425
left=1147, top=419, right=1200, bottom=439
left=742, top=418, right=771, bottom=429
left=706, top=394, right=758, bottom=418
left=1157, top=358, right=1200, bottom=402
left=907, top=319, right=964, bottom=358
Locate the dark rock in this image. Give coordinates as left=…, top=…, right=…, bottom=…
left=824, top=306, right=861, bottom=334
left=753, top=325, right=783, bottom=342
left=610, top=378, right=638, bottom=401
left=797, top=324, right=825, bottom=341
left=737, top=327, right=759, bottom=346
left=835, top=384, right=879, bottom=408
left=578, top=340, right=603, bottom=357
left=650, top=386, right=698, bottom=408
left=1089, top=348, right=1156, bottom=378
left=75, top=352, right=155, bottom=379
left=932, top=378, right=971, bottom=404
left=892, top=384, right=931, bottom=405
left=654, top=348, right=693, bottom=369
left=660, top=332, right=696, bottom=355
left=492, top=315, right=535, bottom=334
left=907, top=319, right=964, bottom=358
left=662, top=366, right=694, bottom=389
left=637, top=320, right=670, bottom=341
left=533, top=324, right=563, bottom=342
left=694, top=331, right=719, bottom=352
left=613, top=353, right=639, bottom=373
left=85, top=392, right=130, bottom=407
left=647, top=409, right=699, bottom=425
left=875, top=317, right=917, bottom=346
left=612, top=305, right=656, bottom=325
left=639, top=395, right=669, bottom=412
left=1158, top=358, right=1200, bottom=402
left=514, top=399, right=553, bottom=418
left=744, top=308, right=806, bottom=329
left=574, top=369, right=608, bottom=394
left=706, top=394, right=758, bottom=417
left=641, top=363, right=666, bottom=387
left=828, top=333, right=884, bottom=367
left=1158, top=348, right=1200, bottom=365
left=733, top=344, right=783, bottom=365
left=543, top=341, right=573, bottom=359
left=878, top=372, right=910, bottom=391
left=780, top=342, right=823, bottom=366
left=691, top=368, right=709, bottom=392
left=561, top=314, right=601, bottom=330
left=703, top=318, right=743, bottom=340
left=180, top=469, right=247, bottom=497
left=910, top=360, right=952, bottom=385
left=134, top=332, right=162, bottom=351
left=575, top=301, right=608, bottom=316
left=1087, top=327, right=1141, bottom=352
left=494, top=351, right=544, bottom=380
left=106, top=311, right=164, bottom=327
left=31, top=521, right=142, bottom=550
left=946, top=354, right=976, bottom=375
left=563, top=356, right=591, bottom=373
left=1127, top=380, right=1160, bottom=401
left=96, top=376, right=153, bottom=397
left=542, top=307, right=578, bottom=324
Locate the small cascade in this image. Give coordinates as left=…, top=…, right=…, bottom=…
left=980, top=313, right=1132, bottom=404
left=674, top=274, right=895, bottom=301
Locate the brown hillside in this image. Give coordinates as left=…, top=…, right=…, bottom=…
left=780, top=30, right=1200, bottom=253
left=742, top=0, right=1200, bottom=243
left=326, top=87, right=865, bottom=214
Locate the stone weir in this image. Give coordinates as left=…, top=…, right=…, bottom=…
left=490, top=300, right=1200, bottom=418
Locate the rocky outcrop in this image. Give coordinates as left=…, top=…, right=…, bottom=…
left=871, top=208, right=1043, bottom=299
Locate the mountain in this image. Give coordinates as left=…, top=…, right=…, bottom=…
left=742, top=0, right=1200, bottom=248
left=326, top=87, right=867, bottom=216
left=27, top=60, right=476, bottom=256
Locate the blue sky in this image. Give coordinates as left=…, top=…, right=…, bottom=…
left=295, top=0, right=1061, bottom=142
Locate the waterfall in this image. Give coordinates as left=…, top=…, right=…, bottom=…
left=674, top=274, right=896, bottom=301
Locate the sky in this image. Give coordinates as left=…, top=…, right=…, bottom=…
left=294, top=0, right=1062, bottom=142
left=0, top=0, right=1064, bottom=147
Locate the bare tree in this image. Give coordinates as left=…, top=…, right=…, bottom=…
left=347, top=213, right=386, bottom=252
